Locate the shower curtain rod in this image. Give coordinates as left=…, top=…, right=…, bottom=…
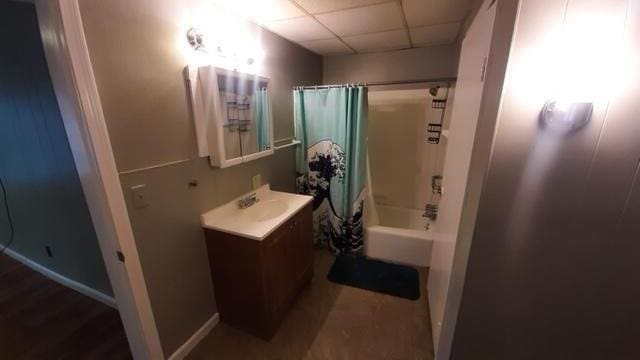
left=293, top=77, right=456, bottom=90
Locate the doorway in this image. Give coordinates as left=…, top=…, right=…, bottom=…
left=0, top=1, right=130, bottom=357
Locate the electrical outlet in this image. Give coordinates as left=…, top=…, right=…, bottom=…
left=252, top=174, right=262, bottom=190
left=130, top=184, right=150, bottom=209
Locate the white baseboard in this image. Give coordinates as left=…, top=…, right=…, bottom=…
left=2, top=248, right=117, bottom=308
left=168, top=313, right=220, bottom=360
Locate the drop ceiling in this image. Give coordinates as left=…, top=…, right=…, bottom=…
left=210, top=0, right=471, bottom=56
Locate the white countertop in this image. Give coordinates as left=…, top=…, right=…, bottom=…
left=201, top=185, right=313, bottom=241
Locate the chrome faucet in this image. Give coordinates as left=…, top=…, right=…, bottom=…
left=238, top=193, right=258, bottom=209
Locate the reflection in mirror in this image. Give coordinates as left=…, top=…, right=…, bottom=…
left=185, top=65, right=273, bottom=168
left=217, top=76, right=244, bottom=161
left=243, top=88, right=271, bottom=156
left=215, top=68, right=272, bottom=161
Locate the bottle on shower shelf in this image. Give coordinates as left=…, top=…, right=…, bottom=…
left=423, top=175, right=443, bottom=229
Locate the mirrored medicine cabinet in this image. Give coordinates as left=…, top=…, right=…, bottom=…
left=186, top=66, right=274, bottom=168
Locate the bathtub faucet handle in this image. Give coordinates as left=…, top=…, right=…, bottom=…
left=423, top=203, right=438, bottom=221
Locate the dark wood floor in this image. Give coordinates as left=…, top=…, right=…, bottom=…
left=0, top=254, right=131, bottom=359
left=190, top=250, right=434, bottom=360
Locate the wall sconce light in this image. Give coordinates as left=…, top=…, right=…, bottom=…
left=540, top=101, right=592, bottom=133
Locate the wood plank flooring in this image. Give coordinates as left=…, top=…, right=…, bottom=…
left=189, top=250, right=434, bottom=360
left=0, top=254, right=131, bottom=359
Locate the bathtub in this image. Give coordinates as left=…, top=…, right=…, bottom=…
left=365, top=205, right=433, bottom=267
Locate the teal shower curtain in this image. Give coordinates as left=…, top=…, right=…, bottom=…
left=294, top=86, right=368, bottom=254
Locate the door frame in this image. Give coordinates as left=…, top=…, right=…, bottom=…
left=32, top=0, right=164, bottom=358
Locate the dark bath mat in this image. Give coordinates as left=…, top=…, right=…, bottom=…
left=327, top=254, right=420, bottom=300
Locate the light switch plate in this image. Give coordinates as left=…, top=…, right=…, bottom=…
left=252, top=174, right=262, bottom=190
left=130, top=184, right=150, bottom=209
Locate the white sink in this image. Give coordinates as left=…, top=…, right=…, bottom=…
left=242, top=199, right=289, bottom=222
left=201, top=185, right=312, bottom=241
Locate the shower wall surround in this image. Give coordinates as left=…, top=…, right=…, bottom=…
left=78, top=0, right=322, bottom=355
left=368, top=89, right=450, bottom=211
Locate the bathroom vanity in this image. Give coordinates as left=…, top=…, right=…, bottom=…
left=201, top=186, right=313, bottom=339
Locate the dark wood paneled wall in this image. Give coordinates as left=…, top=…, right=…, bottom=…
left=0, top=1, right=112, bottom=296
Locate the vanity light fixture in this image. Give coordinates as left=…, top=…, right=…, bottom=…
left=187, top=28, right=259, bottom=68
left=186, top=27, right=206, bottom=51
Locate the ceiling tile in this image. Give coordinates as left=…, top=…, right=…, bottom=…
left=264, top=17, right=334, bottom=42
left=299, top=38, right=355, bottom=55
left=211, top=0, right=306, bottom=23
left=293, top=0, right=389, bottom=14
left=343, top=29, right=410, bottom=53
left=316, top=2, right=404, bottom=36
left=402, top=0, right=470, bottom=27
left=410, top=22, right=460, bottom=46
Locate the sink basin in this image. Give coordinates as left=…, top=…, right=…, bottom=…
left=242, top=200, right=288, bottom=222
left=201, top=185, right=313, bottom=241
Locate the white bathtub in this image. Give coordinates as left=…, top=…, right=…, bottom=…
left=365, top=205, right=433, bottom=267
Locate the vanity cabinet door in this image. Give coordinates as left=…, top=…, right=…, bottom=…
left=204, top=203, right=313, bottom=340
left=290, top=204, right=313, bottom=287
left=263, top=223, right=292, bottom=318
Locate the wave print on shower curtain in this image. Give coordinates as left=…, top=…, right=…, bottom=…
left=294, top=86, right=368, bottom=254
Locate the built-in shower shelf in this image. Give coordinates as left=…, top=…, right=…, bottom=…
left=427, top=123, right=442, bottom=144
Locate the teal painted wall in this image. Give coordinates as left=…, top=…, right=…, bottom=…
left=0, top=1, right=112, bottom=296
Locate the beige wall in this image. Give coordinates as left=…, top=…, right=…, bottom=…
left=117, top=150, right=297, bottom=355
left=79, top=0, right=321, bottom=173
left=79, top=0, right=322, bottom=355
left=323, top=44, right=460, bottom=85
left=451, top=0, right=639, bottom=358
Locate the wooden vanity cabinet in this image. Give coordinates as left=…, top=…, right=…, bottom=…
left=204, top=203, right=313, bottom=340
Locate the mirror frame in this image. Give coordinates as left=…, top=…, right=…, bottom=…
left=186, top=65, right=274, bottom=168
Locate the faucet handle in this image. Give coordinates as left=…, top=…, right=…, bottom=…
left=238, top=192, right=258, bottom=209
